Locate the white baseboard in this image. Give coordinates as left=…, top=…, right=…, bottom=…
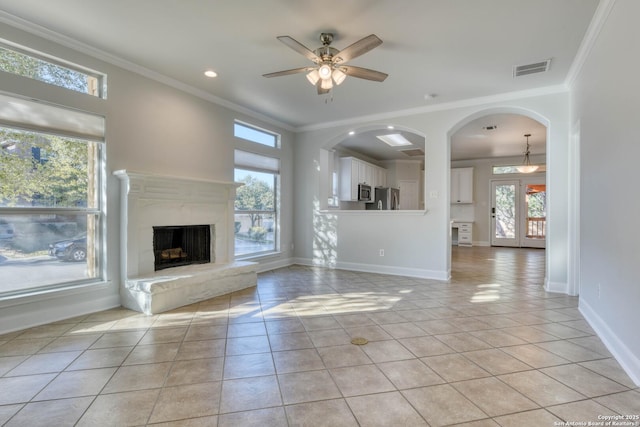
left=545, top=279, right=568, bottom=294
left=580, top=299, right=640, bottom=386
left=473, top=240, right=491, bottom=247
left=293, top=257, right=448, bottom=281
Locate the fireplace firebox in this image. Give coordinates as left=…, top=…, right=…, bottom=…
left=153, top=225, right=212, bottom=271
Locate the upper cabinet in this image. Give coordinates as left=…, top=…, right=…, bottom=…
left=339, top=157, right=387, bottom=202
left=451, top=167, right=473, bottom=203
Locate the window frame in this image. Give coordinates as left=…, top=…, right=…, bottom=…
left=0, top=109, right=106, bottom=297
left=234, top=120, right=280, bottom=148
left=233, top=121, right=282, bottom=259
left=0, top=41, right=107, bottom=99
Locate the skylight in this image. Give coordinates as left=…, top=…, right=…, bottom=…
left=376, top=133, right=412, bottom=147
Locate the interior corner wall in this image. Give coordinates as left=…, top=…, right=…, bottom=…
left=0, top=22, right=295, bottom=332
left=570, top=0, right=640, bottom=385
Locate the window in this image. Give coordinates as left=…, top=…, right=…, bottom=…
left=234, top=148, right=280, bottom=257
left=493, top=164, right=546, bottom=175
left=0, top=43, right=105, bottom=98
left=0, top=96, right=104, bottom=296
left=234, top=121, right=279, bottom=148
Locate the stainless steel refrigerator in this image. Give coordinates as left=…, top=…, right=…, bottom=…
left=370, top=187, right=400, bottom=210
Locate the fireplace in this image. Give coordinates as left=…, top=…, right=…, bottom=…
left=114, top=170, right=257, bottom=314
left=153, top=224, right=212, bottom=271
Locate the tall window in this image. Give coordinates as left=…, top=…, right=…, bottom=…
left=0, top=95, right=105, bottom=296
left=233, top=121, right=281, bottom=258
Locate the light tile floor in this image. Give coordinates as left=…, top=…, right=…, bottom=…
left=0, top=246, right=638, bottom=426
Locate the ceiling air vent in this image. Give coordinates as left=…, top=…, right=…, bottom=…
left=401, top=148, right=424, bottom=157
left=513, top=59, right=551, bottom=77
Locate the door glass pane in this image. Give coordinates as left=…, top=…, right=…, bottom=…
left=525, top=184, right=546, bottom=239
left=495, top=184, right=516, bottom=239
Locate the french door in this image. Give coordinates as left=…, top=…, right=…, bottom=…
left=491, top=178, right=546, bottom=248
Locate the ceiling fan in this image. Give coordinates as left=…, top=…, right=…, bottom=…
left=263, top=33, right=388, bottom=95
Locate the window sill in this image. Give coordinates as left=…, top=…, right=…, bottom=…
left=235, top=250, right=283, bottom=262
left=0, top=280, right=114, bottom=309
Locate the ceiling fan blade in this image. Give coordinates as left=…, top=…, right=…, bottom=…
left=316, top=81, right=330, bottom=95
left=277, top=36, right=321, bottom=63
left=333, top=34, right=382, bottom=64
left=341, top=65, right=388, bottom=82
left=262, top=67, right=313, bottom=78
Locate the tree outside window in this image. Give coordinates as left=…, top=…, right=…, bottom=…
left=234, top=169, right=277, bottom=256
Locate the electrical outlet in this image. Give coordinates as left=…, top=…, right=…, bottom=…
left=379, top=249, right=384, bottom=257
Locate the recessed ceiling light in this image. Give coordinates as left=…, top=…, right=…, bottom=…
left=376, top=133, right=412, bottom=147
left=387, top=125, right=395, bottom=130
left=204, top=70, right=218, bottom=78
left=348, top=131, right=355, bottom=135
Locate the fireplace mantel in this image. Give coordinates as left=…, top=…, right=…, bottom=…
left=114, top=170, right=256, bottom=314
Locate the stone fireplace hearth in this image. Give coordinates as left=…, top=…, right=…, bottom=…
left=115, top=170, right=257, bottom=314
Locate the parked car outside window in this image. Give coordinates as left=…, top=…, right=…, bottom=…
left=49, top=233, right=87, bottom=261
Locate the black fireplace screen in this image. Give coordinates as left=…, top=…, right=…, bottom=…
left=152, top=225, right=211, bottom=271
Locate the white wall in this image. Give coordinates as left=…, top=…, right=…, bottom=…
left=0, top=22, right=294, bottom=332
left=570, top=0, right=640, bottom=384
left=293, top=93, right=570, bottom=285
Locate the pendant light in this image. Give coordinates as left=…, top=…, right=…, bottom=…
left=516, top=133, right=539, bottom=173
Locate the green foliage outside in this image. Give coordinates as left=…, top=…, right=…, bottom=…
left=249, top=226, right=267, bottom=241
left=494, top=184, right=546, bottom=239
left=0, top=128, right=91, bottom=208
left=235, top=174, right=274, bottom=229
left=495, top=184, right=516, bottom=238
left=0, top=46, right=91, bottom=94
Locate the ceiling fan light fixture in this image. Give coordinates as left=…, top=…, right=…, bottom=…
left=320, top=77, right=333, bottom=90
left=332, top=68, right=346, bottom=85
left=318, top=64, right=332, bottom=80
left=264, top=33, right=386, bottom=95
left=306, top=69, right=320, bottom=85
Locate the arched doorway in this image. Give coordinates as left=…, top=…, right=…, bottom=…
left=447, top=108, right=550, bottom=286
left=319, top=125, right=427, bottom=211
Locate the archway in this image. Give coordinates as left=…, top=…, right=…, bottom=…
left=447, top=107, right=551, bottom=288
left=319, top=124, right=427, bottom=211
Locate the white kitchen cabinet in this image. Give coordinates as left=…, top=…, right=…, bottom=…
left=452, top=221, right=473, bottom=247
left=457, top=222, right=473, bottom=246
left=375, top=166, right=387, bottom=188
left=358, top=161, right=374, bottom=186
left=451, top=167, right=473, bottom=203
left=339, top=157, right=386, bottom=202
left=339, top=157, right=360, bottom=201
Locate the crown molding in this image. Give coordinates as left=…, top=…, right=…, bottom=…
left=0, top=11, right=295, bottom=132
left=295, top=84, right=569, bottom=133
left=565, top=0, right=617, bottom=88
